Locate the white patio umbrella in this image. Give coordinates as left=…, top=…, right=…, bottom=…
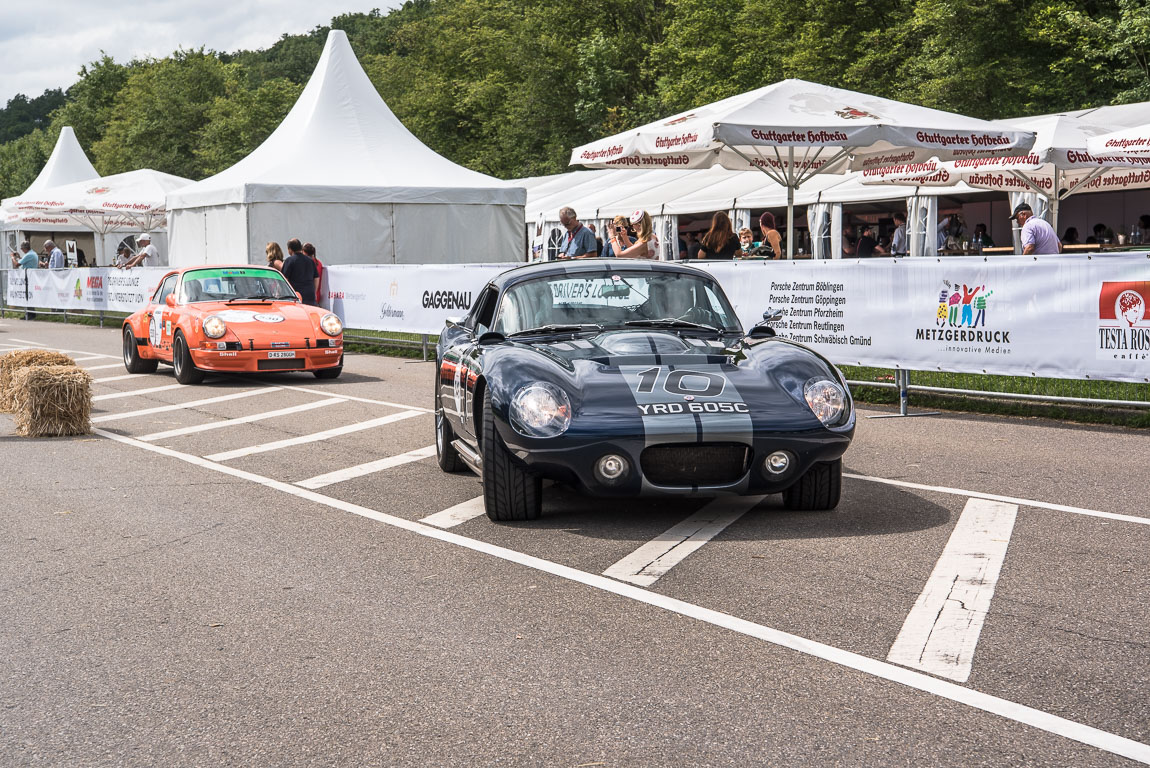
left=1086, top=124, right=1150, bottom=156
left=860, top=114, right=1150, bottom=236
left=569, top=79, right=1035, bottom=257
left=9, top=169, right=193, bottom=264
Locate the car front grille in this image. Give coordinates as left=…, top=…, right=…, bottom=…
left=640, top=443, right=751, bottom=486
left=257, top=358, right=305, bottom=371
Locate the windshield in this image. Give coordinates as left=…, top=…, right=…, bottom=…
left=179, top=267, right=297, bottom=303
left=492, top=271, right=741, bottom=335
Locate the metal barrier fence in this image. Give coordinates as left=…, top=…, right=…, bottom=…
left=2, top=268, right=1147, bottom=410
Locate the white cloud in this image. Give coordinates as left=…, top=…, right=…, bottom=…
left=0, top=1, right=400, bottom=104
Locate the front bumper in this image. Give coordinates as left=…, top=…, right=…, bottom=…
left=500, top=423, right=852, bottom=498
left=190, top=342, right=343, bottom=372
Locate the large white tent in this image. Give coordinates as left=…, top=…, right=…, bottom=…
left=1, top=127, right=104, bottom=254
left=167, top=30, right=526, bottom=266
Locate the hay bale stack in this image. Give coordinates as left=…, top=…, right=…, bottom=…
left=0, top=350, right=76, bottom=412
left=11, top=365, right=92, bottom=437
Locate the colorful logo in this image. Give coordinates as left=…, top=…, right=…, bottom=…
left=835, top=107, right=880, bottom=120
left=73, top=278, right=83, bottom=299
left=935, top=280, right=993, bottom=328
left=1098, top=281, right=1150, bottom=361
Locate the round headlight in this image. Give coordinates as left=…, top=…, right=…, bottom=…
left=803, top=377, right=847, bottom=426
left=510, top=383, right=572, bottom=438
left=320, top=313, right=343, bottom=337
left=202, top=315, right=227, bottom=339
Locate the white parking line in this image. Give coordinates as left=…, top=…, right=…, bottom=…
left=8, top=339, right=118, bottom=358
left=297, top=444, right=436, bottom=489
left=844, top=472, right=1150, bottom=526
left=86, top=427, right=1150, bottom=765
left=92, top=373, right=152, bottom=383
left=138, top=398, right=345, bottom=441
left=92, top=387, right=279, bottom=423
left=418, top=496, right=487, bottom=528
left=81, top=363, right=128, bottom=371
left=92, top=383, right=185, bottom=401
left=278, top=385, right=433, bottom=413
left=204, top=409, right=425, bottom=461
left=603, top=495, right=766, bottom=586
left=887, top=498, right=1019, bottom=682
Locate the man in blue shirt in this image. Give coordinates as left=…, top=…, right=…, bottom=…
left=557, top=207, right=597, bottom=260
left=9, top=241, right=39, bottom=269
left=45, top=240, right=66, bottom=269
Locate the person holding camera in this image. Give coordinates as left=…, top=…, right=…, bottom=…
left=610, top=210, right=659, bottom=259
left=10, top=241, right=38, bottom=269
left=601, top=215, right=630, bottom=258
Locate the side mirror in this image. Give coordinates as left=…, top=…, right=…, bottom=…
left=295, top=291, right=303, bottom=302
left=476, top=329, right=506, bottom=346
left=762, top=308, right=783, bottom=323
left=445, top=316, right=464, bottom=328
left=165, top=294, right=176, bottom=307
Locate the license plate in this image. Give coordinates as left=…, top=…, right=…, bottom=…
left=268, top=351, right=296, bottom=359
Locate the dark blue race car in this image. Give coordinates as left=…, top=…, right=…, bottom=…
left=435, top=258, right=854, bottom=521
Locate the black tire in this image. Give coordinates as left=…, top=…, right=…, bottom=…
left=172, top=332, right=205, bottom=385
left=313, top=354, right=343, bottom=379
left=782, top=458, right=842, bottom=511
left=435, top=365, right=466, bottom=473
left=123, top=326, right=158, bottom=374
left=481, top=387, right=541, bottom=521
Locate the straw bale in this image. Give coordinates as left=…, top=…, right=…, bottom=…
left=0, top=350, right=75, bottom=412
left=10, top=365, right=92, bottom=437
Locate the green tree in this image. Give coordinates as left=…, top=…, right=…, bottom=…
left=0, top=128, right=52, bottom=198
left=49, top=56, right=131, bottom=152
left=93, top=49, right=229, bottom=178
left=195, top=75, right=303, bottom=175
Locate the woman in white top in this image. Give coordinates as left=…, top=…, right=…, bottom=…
left=610, top=209, right=659, bottom=259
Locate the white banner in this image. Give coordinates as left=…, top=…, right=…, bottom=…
left=325, top=263, right=510, bottom=334
left=5, top=267, right=168, bottom=312
left=696, top=256, right=1150, bottom=384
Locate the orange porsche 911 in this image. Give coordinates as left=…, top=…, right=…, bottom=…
left=122, top=266, right=344, bottom=384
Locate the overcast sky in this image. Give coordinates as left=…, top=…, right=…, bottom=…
left=0, top=1, right=400, bottom=105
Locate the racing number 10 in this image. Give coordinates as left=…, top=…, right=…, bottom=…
left=636, top=367, right=726, bottom=397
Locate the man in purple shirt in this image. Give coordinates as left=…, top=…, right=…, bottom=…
left=1011, top=203, right=1062, bottom=255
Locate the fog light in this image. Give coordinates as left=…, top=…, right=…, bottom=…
left=595, top=454, right=630, bottom=485
left=764, top=451, right=791, bottom=475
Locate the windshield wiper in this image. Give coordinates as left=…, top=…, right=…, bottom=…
left=508, top=323, right=603, bottom=337
left=625, top=317, right=723, bottom=334
left=226, top=294, right=283, bottom=303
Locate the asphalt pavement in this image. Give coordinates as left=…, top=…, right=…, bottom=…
left=0, top=317, right=1147, bottom=767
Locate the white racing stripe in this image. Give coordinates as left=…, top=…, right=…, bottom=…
left=92, top=383, right=185, bottom=401
left=205, top=409, right=424, bottom=461
left=85, top=427, right=1150, bottom=765
left=297, top=444, right=436, bottom=489
left=888, top=499, right=1019, bottom=682
left=92, top=387, right=278, bottom=423
left=418, top=496, right=487, bottom=528
left=603, top=495, right=766, bottom=586
left=844, top=472, right=1150, bottom=526
left=138, top=398, right=345, bottom=441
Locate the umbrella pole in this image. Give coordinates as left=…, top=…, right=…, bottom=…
left=1049, top=168, right=1060, bottom=236
left=787, top=147, right=795, bottom=259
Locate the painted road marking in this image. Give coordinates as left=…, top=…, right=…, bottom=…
left=844, top=472, right=1149, bottom=527
left=603, top=495, right=766, bottom=586
left=419, top=496, right=487, bottom=528
left=278, top=385, right=434, bottom=413
left=8, top=339, right=118, bottom=358
left=92, top=373, right=157, bottom=383
left=88, top=427, right=1150, bottom=765
left=137, top=398, right=345, bottom=441
left=888, top=498, right=1019, bottom=682
left=297, top=444, right=437, bottom=489
left=92, top=383, right=185, bottom=401
left=204, top=410, right=425, bottom=462
left=92, top=387, right=278, bottom=423
left=81, top=363, right=127, bottom=371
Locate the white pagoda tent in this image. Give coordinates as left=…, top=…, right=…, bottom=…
left=167, top=30, right=526, bottom=266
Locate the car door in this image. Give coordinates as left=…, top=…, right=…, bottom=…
left=451, top=286, right=498, bottom=441
left=144, top=273, right=179, bottom=359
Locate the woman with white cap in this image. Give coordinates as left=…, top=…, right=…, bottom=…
left=609, top=209, right=659, bottom=259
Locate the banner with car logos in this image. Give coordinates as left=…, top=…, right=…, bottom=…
left=324, top=263, right=510, bottom=334
left=4, top=267, right=168, bottom=312
left=697, top=255, right=1150, bottom=384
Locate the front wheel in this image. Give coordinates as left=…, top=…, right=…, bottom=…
left=782, top=458, right=842, bottom=511
left=481, top=388, right=541, bottom=521
left=172, top=332, right=205, bottom=385
left=314, top=354, right=343, bottom=379
left=123, top=326, right=158, bottom=374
